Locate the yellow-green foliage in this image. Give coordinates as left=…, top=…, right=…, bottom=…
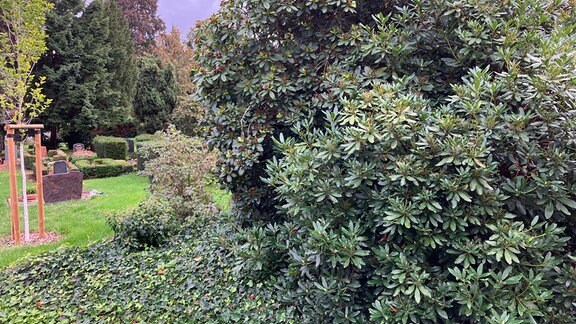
left=0, top=0, right=53, bottom=122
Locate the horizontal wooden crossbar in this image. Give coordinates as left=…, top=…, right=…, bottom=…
left=4, top=124, right=44, bottom=130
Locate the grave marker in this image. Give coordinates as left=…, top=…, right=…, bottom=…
left=53, top=160, right=68, bottom=174
left=126, top=138, right=135, bottom=154
left=73, top=143, right=85, bottom=152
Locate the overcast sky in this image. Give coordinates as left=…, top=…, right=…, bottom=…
left=158, top=0, right=220, bottom=37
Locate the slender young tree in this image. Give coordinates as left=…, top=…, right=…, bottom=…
left=151, top=27, right=204, bottom=135
left=0, top=0, right=52, bottom=242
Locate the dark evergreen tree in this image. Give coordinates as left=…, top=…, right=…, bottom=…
left=101, top=0, right=136, bottom=123
left=35, top=0, right=136, bottom=145
left=133, top=55, right=177, bottom=134
left=35, top=0, right=84, bottom=147
left=86, top=0, right=136, bottom=139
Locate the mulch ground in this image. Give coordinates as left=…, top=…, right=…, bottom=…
left=0, top=231, right=62, bottom=247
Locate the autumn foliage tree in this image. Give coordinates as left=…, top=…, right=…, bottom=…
left=151, top=27, right=203, bottom=135
left=116, top=0, right=164, bottom=53
left=152, top=27, right=195, bottom=95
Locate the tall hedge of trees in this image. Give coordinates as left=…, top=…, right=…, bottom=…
left=195, top=0, right=576, bottom=322
left=35, top=0, right=136, bottom=145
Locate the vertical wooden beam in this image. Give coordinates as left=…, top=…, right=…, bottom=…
left=6, top=126, right=20, bottom=244
left=34, top=130, right=45, bottom=238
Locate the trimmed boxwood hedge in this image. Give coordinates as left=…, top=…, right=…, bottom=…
left=93, top=136, right=128, bottom=160
left=133, top=133, right=158, bottom=143
left=24, top=149, right=68, bottom=170
left=46, top=149, right=67, bottom=159
left=74, top=158, right=133, bottom=179
left=70, top=155, right=98, bottom=164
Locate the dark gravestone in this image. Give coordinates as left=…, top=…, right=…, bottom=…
left=126, top=138, right=135, bottom=154
left=53, top=160, right=68, bottom=174
left=137, top=155, right=145, bottom=171
left=42, top=171, right=83, bottom=203
left=73, top=143, right=85, bottom=152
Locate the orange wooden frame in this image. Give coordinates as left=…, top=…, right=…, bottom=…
left=4, top=124, right=45, bottom=244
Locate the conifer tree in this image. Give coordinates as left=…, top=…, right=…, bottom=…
left=133, top=55, right=177, bottom=134
left=36, top=0, right=136, bottom=145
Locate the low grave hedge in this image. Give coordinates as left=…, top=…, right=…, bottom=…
left=70, top=155, right=98, bottom=164
left=23, top=153, right=36, bottom=170
left=23, top=149, right=67, bottom=170
left=93, top=136, right=127, bottom=160
left=74, top=158, right=133, bottom=179
left=32, top=161, right=79, bottom=177
left=133, top=133, right=158, bottom=143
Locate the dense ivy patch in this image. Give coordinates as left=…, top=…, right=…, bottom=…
left=0, top=212, right=298, bottom=323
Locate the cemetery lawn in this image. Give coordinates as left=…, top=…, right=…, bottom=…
left=0, top=171, right=149, bottom=268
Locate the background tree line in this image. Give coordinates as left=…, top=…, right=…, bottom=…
left=32, top=0, right=197, bottom=147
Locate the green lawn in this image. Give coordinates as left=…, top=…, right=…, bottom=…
left=0, top=171, right=149, bottom=268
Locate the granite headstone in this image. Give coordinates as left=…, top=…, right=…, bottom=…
left=126, top=138, right=135, bottom=154
left=53, top=160, right=68, bottom=174
left=73, top=143, right=85, bottom=152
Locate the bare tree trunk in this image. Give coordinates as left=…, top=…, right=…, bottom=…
left=19, top=141, right=30, bottom=242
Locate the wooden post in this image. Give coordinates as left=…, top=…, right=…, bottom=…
left=34, top=130, right=45, bottom=238
left=5, top=126, right=20, bottom=244
left=5, top=124, right=45, bottom=244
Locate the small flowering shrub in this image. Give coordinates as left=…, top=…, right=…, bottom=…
left=71, top=149, right=96, bottom=159
left=138, top=126, right=219, bottom=219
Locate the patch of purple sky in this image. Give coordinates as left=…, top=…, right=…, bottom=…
left=157, top=0, right=220, bottom=39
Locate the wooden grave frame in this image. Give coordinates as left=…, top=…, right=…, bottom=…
left=4, top=124, right=45, bottom=244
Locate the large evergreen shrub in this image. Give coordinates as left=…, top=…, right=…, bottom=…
left=196, top=0, right=576, bottom=322
left=194, top=0, right=392, bottom=223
